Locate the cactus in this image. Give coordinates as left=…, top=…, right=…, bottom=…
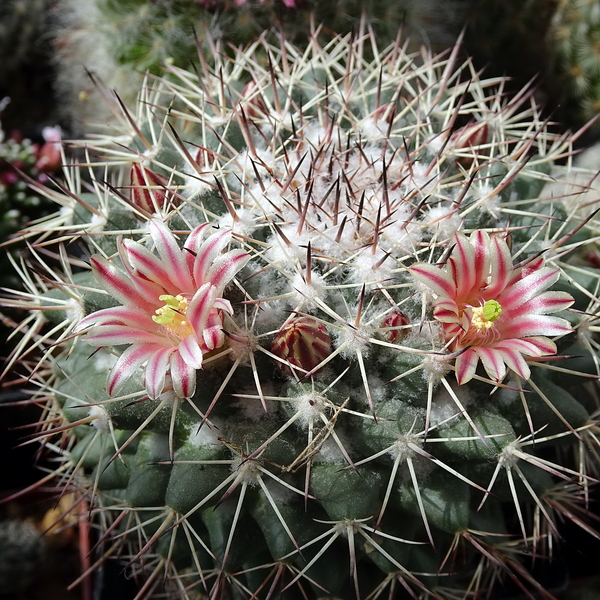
left=5, top=30, right=600, bottom=600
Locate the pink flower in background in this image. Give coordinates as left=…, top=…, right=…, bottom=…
left=410, top=231, right=573, bottom=384
left=35, top=126, right=62, bottom=174
left=77, top=220, right=249, bottom=398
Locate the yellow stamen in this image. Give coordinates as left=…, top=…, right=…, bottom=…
left=471, top=300, right=502, bottom=330
left=152, top=294, right=190, bottom=333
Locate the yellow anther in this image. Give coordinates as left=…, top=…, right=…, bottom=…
left=152, top=294, right=190, bottom=329
left=471, top=300, right=502, bottom=331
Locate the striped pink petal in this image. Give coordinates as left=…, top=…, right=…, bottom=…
left=499, top=267, right=561, bottom=310
left=509, top=291, right=574, bottom=317
left=500, top=314, right=572, bottom=339
left=193, top=228, right=233, bottom=284
left=178, top=335, right=204, bottom=369
left=188, top=283, right=218, bottom=334
left=145, top=346, right=175, bottom=399
left=495, top=337, right=554, bottom=357
left=494, top=347, right=531, bottom=380
left=213, top=297, right=233, bottom=314
left=117, top=239, right=167, bottom=300
left=486, top=235, right=513, bottom=297
left=450, top=231, right=488, bottom=300
left=203, top=324, right=224, bottom=351
left=516, top=336, right=558, bottom=355
left=433, top=299, right=460, bottom=323
left=171, top=353, right=197, bottom=398
left=205, top=249, right=250, bottom=294
left=150, top=220, right=193, bottom=291
left=84, top=326, right=166, bottom=346
left=455, top=349, right=479, bottom=385
left=474, top=346, right=506, bottom=382
left=108, top=344, right=161, bottom=395
left=496, top=348, right=531, bottom=379
left=90, top=256, right=153, bottom=310
left=508, top=256, right=545, bottom=287
left=77, top=306, right=154, bottom=331
left=121, top=239, right=181, bottom=293
left=184, top=222, right=212, bottom=272
left=410, top=263, right=456, bottom=298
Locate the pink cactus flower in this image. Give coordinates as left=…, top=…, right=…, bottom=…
left=409, top=231, right=574, bottom=385
left=76, top=220, right=249, bottom=398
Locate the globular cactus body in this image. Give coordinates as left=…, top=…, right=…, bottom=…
left=6, top=30, right=600, bottom=600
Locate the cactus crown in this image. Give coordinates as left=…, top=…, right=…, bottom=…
left=5, top=29, right=600, bottom=600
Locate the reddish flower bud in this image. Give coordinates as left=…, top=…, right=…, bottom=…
left=239, top=80, right=267, bottom=120
left=271, top=316, right=332, bottom=376
left=195, top=147, right=213, bottom=170
left=130, top=164, right=170, bottom=215
left=450, top=122, right=488, bottom=167
left=587, top=251, right=600, bottom=269
left=380, top=309, right=410, bottom=343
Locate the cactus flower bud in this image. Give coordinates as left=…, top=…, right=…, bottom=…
left=129, top=163, right=171, bottom=215
left=380, top=309, right=410, bottom=343
left=271, top=316, right=332, bottom=376
left=450, top=122, right=488, bottom=167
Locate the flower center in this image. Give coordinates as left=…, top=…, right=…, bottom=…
left=152, top=294, right=193, bottom=337
left=471, top=300, right=503, bottom=330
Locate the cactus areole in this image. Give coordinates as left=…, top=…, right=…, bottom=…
left=4, top=30, right=600, bottom=600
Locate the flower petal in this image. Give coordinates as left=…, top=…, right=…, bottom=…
left=474, top=346, right=506, bottom=382
left=193, top=228, right=233, bottom=284
left=500, top=314, right=572, bottom=339
left=77, top=306, right=154, bottom=332
left=203, top=324, right=224, bottom=351
left=206, top=249, right=250, bottom=294
left=499, top=267, right=560, bottom=309
left=455, top=349, right=479, bottom=385
left=150, top=220, right=193, bottom=291
left=452, top=231, right=489, bottom=300
left=184, top=222, right=212, bottom=272
left=495, top=337, right=555, bottom=357
left=84, top=325, right=165, bottom=346
left=178, top=335, right=204, bottom=369
left=495, top=347, right=531, bottom=380
left=121, top=238, right=180, bottom=294
left=410, top=263, right=457, bottom=298
left=171, top=352, right=197, bottom=398
left=108, top=344, right=160, bottom=395
left=188, top=283, right=218, bottom=334
left=509, top=291, right=574, bottom=317
left=90, top=256, right=153, bottom=310
left=145, top=347, right=175, bottom=399
left=486, top=235, right=513, bottom=297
